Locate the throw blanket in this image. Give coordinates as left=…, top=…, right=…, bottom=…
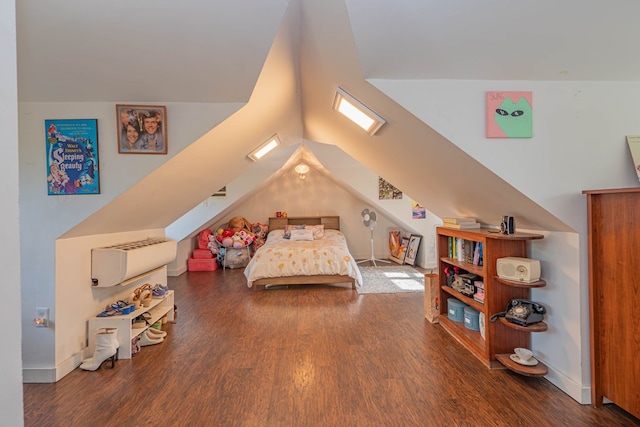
left=244, top=229, right=363, bottom=288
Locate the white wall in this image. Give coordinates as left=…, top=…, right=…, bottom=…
left=19, top=102, right=240, bottom=377
left=168, top=141, right=440, bottom=271
left=1, top=0, right=25, bottom=423
left=371, top=79, right=640, bottom=403
left=48, top=231, right=167, bottom=382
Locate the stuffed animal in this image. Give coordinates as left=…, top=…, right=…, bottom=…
left=228, top=216, right=253, bottom=234
left=237, top=230, right=255, bottom=246
left=252, top=222, right=269, bottom=250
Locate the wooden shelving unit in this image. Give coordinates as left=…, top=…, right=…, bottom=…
left=436, top=227, right=545, bottom=371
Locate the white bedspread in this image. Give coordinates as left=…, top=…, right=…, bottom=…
left=243, top=229, right=363, bottom=288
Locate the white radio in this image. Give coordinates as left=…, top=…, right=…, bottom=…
left=496, top=257, right=541, bottom=282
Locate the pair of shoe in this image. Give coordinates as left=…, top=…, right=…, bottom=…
left=96, top=300, right=134, bottom=317
left=80, top=328, right=119, bottom=371
left=132, top=312, right=152, bottom=329
left=139, top=328, right=166, bottom=346
left=152, top=283, right=169, bottom=297
left=131, top=283, right=153, bottom=308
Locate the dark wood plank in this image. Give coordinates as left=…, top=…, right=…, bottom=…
left=23, top=267, right=640, bottom=426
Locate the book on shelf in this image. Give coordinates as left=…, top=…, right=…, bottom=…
left=442, top=222, right=481, bottom=230
left=443, top=217, right=477, bottom=224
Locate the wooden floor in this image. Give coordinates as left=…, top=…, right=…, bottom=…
left=24, top=267, right=640, bottom=427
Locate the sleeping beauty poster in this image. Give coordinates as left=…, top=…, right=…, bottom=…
left=45, top=119, right=100, bottom=195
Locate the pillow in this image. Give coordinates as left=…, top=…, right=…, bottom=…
left=283, top=224, right=305, bottom=239
left=266, top=229, right=285, bottom=242
left=290, top=229, right=314, bottom=241
left=305, top=224, right=325, bottom=239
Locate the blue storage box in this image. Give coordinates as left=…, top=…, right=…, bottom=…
left=464, top=306, right=480, bottom=331
left=447, top=298, right=467, bottom=322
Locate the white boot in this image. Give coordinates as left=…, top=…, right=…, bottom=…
left=139, top=329, right=164, bottom=346
left=100, top=327, right=120, bottom=350
left=80, top=329, right=118, bottom=371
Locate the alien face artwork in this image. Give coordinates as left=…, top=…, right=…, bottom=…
left=486, top=91, right=533, bottom=138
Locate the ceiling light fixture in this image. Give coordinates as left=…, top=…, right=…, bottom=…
left=247, top=134, right=280, bottom=161
left=295, top=163, right=310, bottom=180
left=332, top=87, right=386, bottom=136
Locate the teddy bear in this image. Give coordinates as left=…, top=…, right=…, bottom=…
left=228, top=216, right=253, bottom=234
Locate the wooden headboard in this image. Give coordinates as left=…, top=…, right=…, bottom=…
left=268, top=216, right=340, bottom=230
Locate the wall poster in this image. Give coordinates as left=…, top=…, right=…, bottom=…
left=379, top=177, right=403, bottom=199
left=45, top=119, right=100, bottom=195
left=486, top=91, right=533, bottom=138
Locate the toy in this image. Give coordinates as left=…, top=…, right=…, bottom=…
left=228, top=216, right=253, bottom=234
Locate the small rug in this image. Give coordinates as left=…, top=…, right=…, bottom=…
left=358, top=265, right=424, bottom=294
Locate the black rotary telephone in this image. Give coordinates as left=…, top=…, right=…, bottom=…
left=489, top=299, right=546, bottom=326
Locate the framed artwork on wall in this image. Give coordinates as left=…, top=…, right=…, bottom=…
left=45, top=119, right=100, bottom=195
left=379, top=177, right=403, bottom=199
left=117, top=105, right=167, bottom=154
left=405, top=234, right=422, bottom=266
left=486, top=91, right=533, bottom=138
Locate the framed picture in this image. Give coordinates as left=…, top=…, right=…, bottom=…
left=116, top=105, right=167, bottom=154
left=379, top=177, right=403, bottom=199
left=45, top=119, right=100, bottom=195
left=398, top=236, right=410, bottom=264
left=405, top=234, right=422, bottom=266
left=388, top=230, right=403, bottom=264
left=485, top=91, right=533, bottom=138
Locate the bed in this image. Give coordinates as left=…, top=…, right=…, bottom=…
left=244, top=216, right=363, bottom=290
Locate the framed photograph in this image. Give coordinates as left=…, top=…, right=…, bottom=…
left=45, top=119, right=100, bottom=195
left=117, top=105, right=167, bottom=154
left=405, top=234, right=422, bottom=265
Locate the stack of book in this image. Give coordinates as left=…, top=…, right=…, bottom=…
left=442, top=217, right=481, bottom=230
left=446, top=236, right=483, bottom=266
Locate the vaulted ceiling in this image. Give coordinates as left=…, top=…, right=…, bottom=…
left=17, top=0, right=640, bottom=237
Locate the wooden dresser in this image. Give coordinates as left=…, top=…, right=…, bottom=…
left=583, top=188, right=640, bottom=418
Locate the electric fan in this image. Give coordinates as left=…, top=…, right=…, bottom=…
left=357, top=208, right=390, bottom=266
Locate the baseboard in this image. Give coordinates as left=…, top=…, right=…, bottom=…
left=544, top=362, right=590, bottom=404
left=23, top=350, right=86, bottom=383
left=23, top=368, right=56, bottom=383
left=168, top=265, right=187, bottom=277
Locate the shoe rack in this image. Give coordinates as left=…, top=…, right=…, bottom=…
left=88, top=290, right=174, bottom=359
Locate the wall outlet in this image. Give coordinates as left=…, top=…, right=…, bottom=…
left=34, top=307, right=49, bottom=327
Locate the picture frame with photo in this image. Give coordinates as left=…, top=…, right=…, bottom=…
left=117, top=104, right=167, bottom=154
left=405, top=234, right=422, bottom=266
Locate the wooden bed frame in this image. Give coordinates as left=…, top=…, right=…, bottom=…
left=251, top=216, right=356, bottom=290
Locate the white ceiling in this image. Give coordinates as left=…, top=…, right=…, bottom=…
left=17, top=0, right=633, bottom=236
left=18, top=0, right=640, bottom=105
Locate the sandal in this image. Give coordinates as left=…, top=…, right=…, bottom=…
left=97, top=307, right=118, bottom=317
left=108, top=300, right=135, bottom=315
left=114, top=300, right=135, bottom=314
